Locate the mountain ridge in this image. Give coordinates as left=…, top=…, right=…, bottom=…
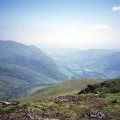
left=43, top=48, right=120, bottom=79
left=0, top=40, right=67, bottom=99
left=0, top=40, right=67, bottom=80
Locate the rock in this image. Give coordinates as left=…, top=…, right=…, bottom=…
left=85, top=111, right=105, bottom=119
left=0, top=101, right=11, bottom=105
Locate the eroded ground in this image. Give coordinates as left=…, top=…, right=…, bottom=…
left=0, top=94, right=120, bottom=120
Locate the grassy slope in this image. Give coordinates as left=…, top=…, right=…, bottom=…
left=28, top=78, right=101, bottom=101
left=0, top=78, right=120, bottom=120
left=0, top=63, right=57, bottom=99
left=0, top=75, right=31, bottom=99
left=0, top=63, right=56, bottom=85
left=29, top=78, right=120, bottom=119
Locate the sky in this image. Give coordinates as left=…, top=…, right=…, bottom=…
left=0, top=0, right=120, bottom=49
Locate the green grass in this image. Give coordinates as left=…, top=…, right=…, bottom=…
left=79, top=78, right=120, bottom=94
left=0, top=78, right=120, bottom=120
left=92, top=93, right=120, bottom=112
left=26, top=78, right=101, bottom=101
left=100, top=93, right=120, bottom=101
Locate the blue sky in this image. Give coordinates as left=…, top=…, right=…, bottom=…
left=0, top=0, right=120, bottom=48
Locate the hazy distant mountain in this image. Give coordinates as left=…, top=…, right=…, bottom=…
left=0, top=40, right=66, bottom=80
left=43, top=48, right=120, bottom=79
left=0, top=40, right=67, bottom=99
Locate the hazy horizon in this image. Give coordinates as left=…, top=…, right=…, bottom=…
left=0, top=0, right=120, bottom=49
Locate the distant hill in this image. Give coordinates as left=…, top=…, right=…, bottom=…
left=0, top=40, right=67, bottom=99
left=0, top=40, right=66, bottom=80
left=95, top=52, right=120, bottom=71
left=44, top=48, right=120, bottom=79
left=28, top=78, right=101, bottom=101
left=0, top=63, right=56, bottom=85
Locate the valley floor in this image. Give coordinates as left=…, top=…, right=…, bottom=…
left=0, top=93, right=120, bottom=120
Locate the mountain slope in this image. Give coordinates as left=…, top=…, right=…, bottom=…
left=28, top=78, right=101, bottom=101
left=0, top=79, right=120, bottom=120
left=0, top=40, right=67, bottom=80
left=0, top=63, right=57, bottom=99
left=0, top=63, right=56, bottom=85
left=0, top=40, right=67, bottom=99
left=44, top=48, right=120, bottom=79
left=0, top=75, right=30, bottom=99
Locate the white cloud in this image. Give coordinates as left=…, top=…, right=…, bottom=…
left=112, top=5, right=120, bottom=11
left=92, top=24, right=109, bottom=30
